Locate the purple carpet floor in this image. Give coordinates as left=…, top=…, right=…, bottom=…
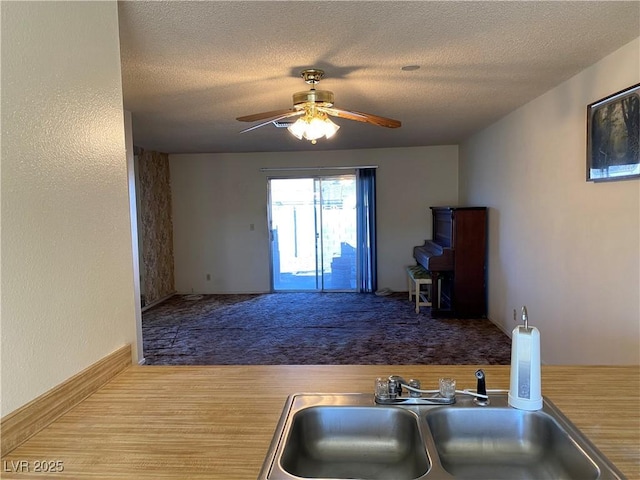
left=142, top=292, right=512, bottom=365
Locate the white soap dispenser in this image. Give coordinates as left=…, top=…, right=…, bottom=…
left=508, top=306, right=542, bottom=411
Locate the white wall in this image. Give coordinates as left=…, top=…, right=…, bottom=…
left=170, top=146, right=458, bottom=294
left=1, top=2, right=137, bottom=416
left=459, top=38, right=640, bottom=365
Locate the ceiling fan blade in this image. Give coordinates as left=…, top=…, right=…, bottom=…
left=320, top=107, right=401, bottom=128
left=236, top=108, right=297, bottom=122
left=239, top=110, right=303, bottom=134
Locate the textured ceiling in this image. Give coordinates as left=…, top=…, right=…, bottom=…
left=118, top=1, right=640, bottom=154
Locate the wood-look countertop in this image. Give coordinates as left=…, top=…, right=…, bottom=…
left=1, top=365, right=638, bottom=479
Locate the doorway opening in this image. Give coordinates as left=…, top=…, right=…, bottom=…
left=268, top=175, right=357, bottom=291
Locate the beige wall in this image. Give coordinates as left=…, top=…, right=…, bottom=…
left=459, top=38, right=640, bottom=365
left=170, top=146, right=458, bottom=294
left=1, top=2, right=137, bottom=415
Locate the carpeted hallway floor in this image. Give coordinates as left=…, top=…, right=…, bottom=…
left=142, top=292, right=512, bottom=365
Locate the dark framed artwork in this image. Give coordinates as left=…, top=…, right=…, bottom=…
left=587, top=83, right=640, bottom=182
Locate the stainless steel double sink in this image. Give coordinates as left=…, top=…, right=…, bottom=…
left=258, top=393, right=625, bottom=480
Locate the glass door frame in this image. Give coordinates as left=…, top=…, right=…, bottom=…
left=266, top=174, right=357, bottom=293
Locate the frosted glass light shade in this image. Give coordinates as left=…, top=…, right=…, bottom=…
left=287, top=115, right=340, bottom=142
left=287, top=118, right=307, bottom=139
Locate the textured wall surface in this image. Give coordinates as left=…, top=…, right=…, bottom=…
left=137, top=150, right=175, bottom=305
left=459, top=38, right=640, bottom=365
left=1, top=1, right=137, bottom=416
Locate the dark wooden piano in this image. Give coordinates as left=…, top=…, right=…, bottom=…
left=413, top=206, right=487, bottom=318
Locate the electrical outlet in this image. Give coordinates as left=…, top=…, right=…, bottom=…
left=206, top=273, right=211, bottom=281
left=249, top=223, right=255, bottom=231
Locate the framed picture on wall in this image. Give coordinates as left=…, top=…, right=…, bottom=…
left=587, top=83, right=640, bottom=182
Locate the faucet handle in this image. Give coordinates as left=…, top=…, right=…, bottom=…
left=438, top=378, right=456, bottom=399
left=408, top=379, right=422, bottom=398
left=375, top=377, right=390, bottom=400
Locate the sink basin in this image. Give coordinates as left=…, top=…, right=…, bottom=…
left=281, top=406, right=429, bottom=479
left=258, top=393, right=625, bottom=480
left=426, top=407, right=600, bottom=480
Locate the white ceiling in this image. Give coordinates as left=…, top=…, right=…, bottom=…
left=118, top=1, right=640, bottom=154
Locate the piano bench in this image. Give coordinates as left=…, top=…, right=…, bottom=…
left=406, top=265, right=432, bottom=313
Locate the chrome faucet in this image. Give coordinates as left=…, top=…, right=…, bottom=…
left=374, top=370, right=490, bottom=405
left=375, top=375, right=456, bottom=405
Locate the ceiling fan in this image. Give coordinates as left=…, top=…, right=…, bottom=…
left=236, top=69, right=401, bottom=143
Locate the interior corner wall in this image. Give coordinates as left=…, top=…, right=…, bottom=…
left=137, top=150, right=176, bottom=305
left=459, top=38, right=640, bottom=365
left=1, top=1, right=137, bottom=416
left=169, top=146, right=458, bottom=294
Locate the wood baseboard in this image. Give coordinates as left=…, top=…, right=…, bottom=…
left=1, top=344, right=132, bottom=455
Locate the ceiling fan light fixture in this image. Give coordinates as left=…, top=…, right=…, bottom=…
left=287, top=111, right=340, bottom=144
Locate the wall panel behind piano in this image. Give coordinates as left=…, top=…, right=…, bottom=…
left=459, top=37, right=640, bottom=365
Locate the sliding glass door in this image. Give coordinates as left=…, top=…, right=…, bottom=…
left=268, top=176, right=357, bottom=291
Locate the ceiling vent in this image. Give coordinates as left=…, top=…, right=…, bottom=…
left=273, top=120, right=295, bottom=128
